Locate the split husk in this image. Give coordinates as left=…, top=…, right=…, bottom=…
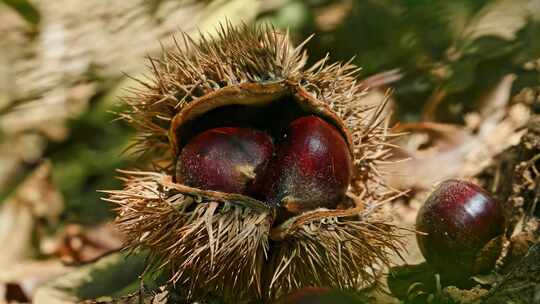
left=108, top=23, right=405, bottom=302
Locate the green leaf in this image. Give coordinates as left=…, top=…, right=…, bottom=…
left=71, top=252, right=147, bottom=300
left=0, top=161, right=39, bottom=204
left=442, top=58, right=480, bottom=93
left=34, top=250, right=167, bottom=303
left=46, top=82, right=134, bottom=224
left=512, top=21, right=540, bottom=65
left=387, top=262, right=438, bottom=300
left=1, top=0, right=40, bottom=26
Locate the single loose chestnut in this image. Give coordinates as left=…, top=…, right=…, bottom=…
left=176, top=127, right=274, bottom=195
left=262, top=115, right=353, bottom=213
left=416, top=179, right=505, bottom=281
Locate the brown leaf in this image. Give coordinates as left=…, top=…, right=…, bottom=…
left=0, top=162, right=63, bottom=268
left=41, top=223, right=123, bottom=266
left=383, top=74, right=529, bottom=192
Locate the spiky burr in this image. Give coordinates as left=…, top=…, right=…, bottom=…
left=107, top=24, right=405, bottom=303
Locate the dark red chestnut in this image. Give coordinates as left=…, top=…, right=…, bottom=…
left=177, top=127, right=274, bottom=195
left=262, top=116, right=353, bottom=214
left=415, top=179, right=505, bottom=281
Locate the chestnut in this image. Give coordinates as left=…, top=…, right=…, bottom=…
left=262, top=116, right=353, bottom=213
left=176, top=127, right=274, bottom=195
left=415, top=179, right=505, bottom=282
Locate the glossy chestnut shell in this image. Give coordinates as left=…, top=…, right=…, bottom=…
left=176, top=127, right=274, bottom=195
left=262, top=115, right=353, bottom=213
left=415, top=179, right=505, bottom=281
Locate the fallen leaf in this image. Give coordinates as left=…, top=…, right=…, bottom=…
left=41, top=223, right=123, bottom=266
left=0, top=162, right=63, bottom=268
left=33, top=251, right=156, bottom=304
left=383, top=74, right=529, bottom=191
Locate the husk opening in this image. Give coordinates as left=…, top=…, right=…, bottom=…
left=119, top=23, right=392, bottom=191
left=168, top=81, right=355, bottom=159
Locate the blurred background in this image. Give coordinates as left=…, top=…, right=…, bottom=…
left=0, top=0, right=539, bottom=303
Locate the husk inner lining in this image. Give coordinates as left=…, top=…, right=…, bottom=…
left=169, top=82, right=353, bottom=158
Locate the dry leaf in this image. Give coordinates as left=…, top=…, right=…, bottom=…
left=0, top=162, right=67, bottom=303
left=33, top=251, right=148, bottom=304
left=0, top=0, right=263, bottom=195
left=0, top=162, right=63, bottom=268
left=383, top=74, right=529, bottom=191
left=0, top=261, right=68, bottom=304
left=41, top=223, right=123, bottom=265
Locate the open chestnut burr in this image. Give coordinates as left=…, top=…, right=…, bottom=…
left=108, top=24, right=404, bottom=303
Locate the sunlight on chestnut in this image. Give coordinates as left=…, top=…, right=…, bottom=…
left=262, top=115, right=353, bottom=213
left=176, top=127, right=274, bottom=195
